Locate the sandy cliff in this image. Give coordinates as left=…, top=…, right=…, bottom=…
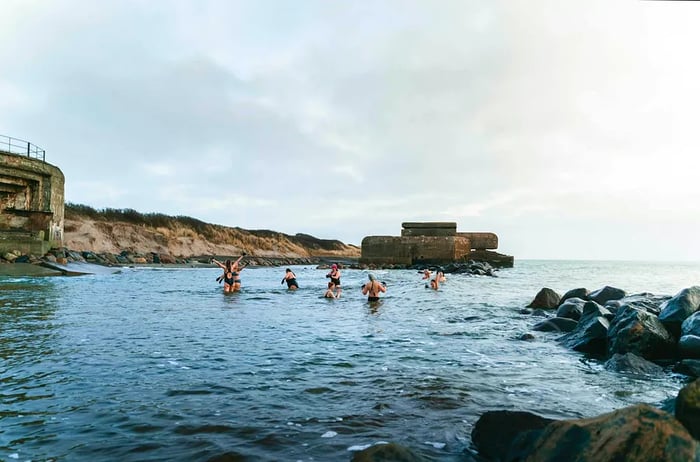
left=62, top=205, right=360, bottom=259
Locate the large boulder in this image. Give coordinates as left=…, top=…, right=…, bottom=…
left=607, top=306, right=676, bottom=360
left=351, top=442, right=426, bottom=462
left=675, top=359, right=700, bottom=378
left=589, top=285, right=626, bottom=305
left=556, top=297, right=586, bottom=321
left=527, top=288, right=561, bottom=309
left=471, top=410, right=554, bottom=462
left=558, top=287, right=589, bottom=306
left=607, top=293, right=672, bottom=317
left=679, top=335, right=700, bottom=359
left=558, top=302, right=611, bottom=355
left=676, top=379, right=700, bottom=440
left=604, top=352, right=663, bottom=377
left=532, top=317, right=578, bottom=333
left=659, top=286, right=700, bottom=338
left=507, top=404, right=698, bottom=462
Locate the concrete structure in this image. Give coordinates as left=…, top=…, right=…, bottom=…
left=0, top=151, right=64, bottom=255
left=360, top=222, right=513, bottom=267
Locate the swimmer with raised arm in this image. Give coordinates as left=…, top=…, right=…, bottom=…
left=213, top=255, right=245, bottom=293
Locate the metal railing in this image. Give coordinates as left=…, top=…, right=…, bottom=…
left=0, top=134, right=45, bottom=162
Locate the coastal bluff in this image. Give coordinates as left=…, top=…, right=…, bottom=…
left=360, top=222, right=514, bottom=268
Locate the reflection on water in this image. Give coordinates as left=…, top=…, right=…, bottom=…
left=0, top=261, right=696, bottom=461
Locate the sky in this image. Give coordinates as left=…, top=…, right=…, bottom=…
left=1, top=0, right=699, bottom=261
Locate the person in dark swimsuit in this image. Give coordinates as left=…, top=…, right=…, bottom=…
left=281, top=268, right=299, bottom=290
left=326, top=264, right=342, bottom=297
left=213, top=255, right=245, bottom=293
left=361, top=273, right=386, bottom=302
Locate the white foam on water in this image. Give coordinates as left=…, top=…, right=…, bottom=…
left=321, top=431, right=337, bottom=438
left=8, top=454, right=19, bottom=459
left=425, top=441, right=446, bottom=449
left=347, top=441, right=389, bottom=452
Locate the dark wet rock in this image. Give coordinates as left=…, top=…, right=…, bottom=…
left=518, top=333, right=536, bottom=341
left=589, top=285, right=626, bottom=305
left=527, top=288, right=560, bottom=309
left=556, top=297, right=586, bottom=321
left=608, top=306, right=676, bottom=360
left=559, top=287, right=589, bottom=306
left=676, top=378, right=700, bottom=440
left=351, top=442, right=427, bottom=462
left=609, top=293, right=672, bottom=317
left=581, top=301, right=613, bottom=320
left=679, top=335, right=700, bottom=359
left=604, top=352, right=664, bottom=376
left=519, top=308, right=533, bottom=315
left=507, top=404, right=698, bottom=462
left=558, top=302, right=611, bottom=355
left=659, top=286, right=700, bottom=338
left=675, top=359, right=700, bottom=378
left=533, top=317, right=578, bottom=333
left=14, top=255, right=29, bottom=263
left=471, top=410, right=554, bottom=462
left=682, top=311, right=700, bottom=337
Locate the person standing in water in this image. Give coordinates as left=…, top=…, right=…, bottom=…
left=213, top=255, right=245, bottom=293
left=326, top=264, right=342, bottom=297
left=362, top=274, right=386, bottom=302
left=281, top=268, right=299, bottom=290
left=422, top=268, right=431, bottom=280
left=324, top=282, right=337, bottom=298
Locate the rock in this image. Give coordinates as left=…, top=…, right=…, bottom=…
left=351, top=442, right=426, bottom=462
left=533, top=317, right=578, bottom=333
left=14, top=255, right=29, bottom=263
left=682, top=311, right=700, bottom=337
left=471, top=410, right=554, bottom=462
left=556, top=297, right=586, bottom=321
left=676, top=378, right=700, bottom=440
left=604, top=352, right=664, bottom=376
left=611, top=293, right=672, bottom=316
left=56, top=257, right=68, bottom=264
left=132, top=257, right=147, bottom=264
left=659, top=286, right=700, bottom=338
left=679, top=335, right=700, bottom=359
left=607, top=306, right=676, bottom=360
left=159, top=253, right=176, bottom=264
left=508, top=404, right=698, bottom=462
left=559, top=287, right=589, bottom=306
left=3, top=252, right=18, bottom=262
left=518, top=333, right=536, bottom=341
left=674, top=359, right=700, bottom=378
left=527, top=288, right=561, bottom=309
left=519, top=308, right=533, bottom=315
left=558, top=302, right=612, bottom=355
left=44, top=254, right=57, bottom=263
left=589, top=285, right=626, bottom=305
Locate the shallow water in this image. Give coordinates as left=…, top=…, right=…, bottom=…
left=1, top=260, right=698, bottom=461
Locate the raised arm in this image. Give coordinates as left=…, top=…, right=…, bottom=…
left=212, top=258, right=226, bottom=270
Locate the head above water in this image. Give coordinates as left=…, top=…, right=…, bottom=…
left=331, top=264, right=338, bottom=269
left=328, top=282, right=335, bottom=288
left=285, top=268, right=292, bottom=273
left=368, top=274, right=375, bottom=281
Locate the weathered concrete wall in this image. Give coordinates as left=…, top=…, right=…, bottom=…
left=360, top=235, right=471, bottom=265
left=0, top=152, right=65, bottom=253
left=457, top=232, right=498, bottom=250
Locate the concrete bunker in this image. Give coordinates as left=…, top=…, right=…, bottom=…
left=360, top=222, right=513, bottom=267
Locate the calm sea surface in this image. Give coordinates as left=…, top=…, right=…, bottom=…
left=2, top=260, right=700, bottom=461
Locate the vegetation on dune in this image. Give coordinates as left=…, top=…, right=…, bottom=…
left=64, top=203, right=359, bottom=257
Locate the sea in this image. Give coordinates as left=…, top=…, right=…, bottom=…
left=2, top=260, right=700, bottom=461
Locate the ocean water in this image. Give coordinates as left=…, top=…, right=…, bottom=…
left=2, top=260, right=699, bottom=461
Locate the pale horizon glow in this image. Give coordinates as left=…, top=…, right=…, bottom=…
left=2, top=0, right=700, bottom=261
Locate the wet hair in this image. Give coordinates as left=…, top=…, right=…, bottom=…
left=286, top=268, right=292, bottom=272
left=328, top=282, right=334, bottom=288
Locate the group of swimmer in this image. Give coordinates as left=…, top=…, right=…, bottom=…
left=213, top=256, right=444, bottom=301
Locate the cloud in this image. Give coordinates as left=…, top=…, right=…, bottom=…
left=1, top=0, right=699, bottom=259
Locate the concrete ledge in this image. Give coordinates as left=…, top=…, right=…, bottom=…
left=402, top=222, right=456, bottom=229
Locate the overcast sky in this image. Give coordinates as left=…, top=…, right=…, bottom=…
left=1, top=1, right=698, bottom=261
